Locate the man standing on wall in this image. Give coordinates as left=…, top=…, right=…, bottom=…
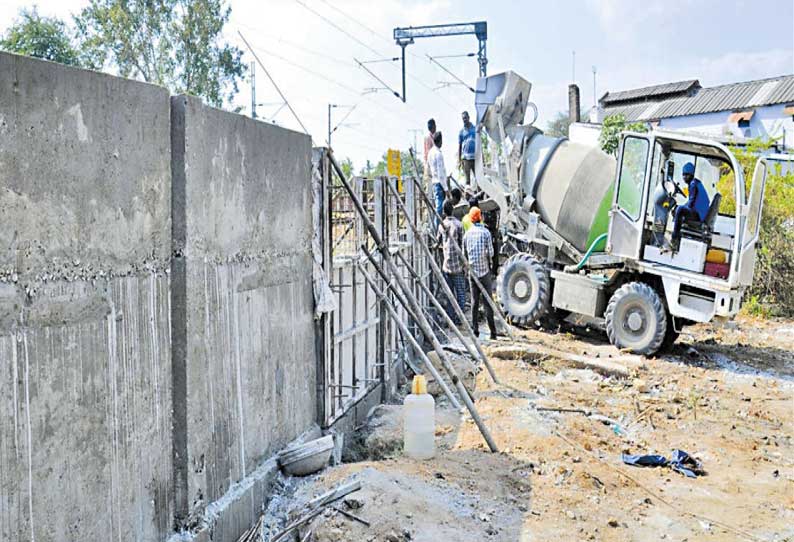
left=463, top=208, right=498, bottom=340
left=438, top=200, right=466, bottom=324
left=458, top=111, right=477, bottom=188
left=427, top=131, right=448, bottom=226
left=423, top=118, right=436, bottom=187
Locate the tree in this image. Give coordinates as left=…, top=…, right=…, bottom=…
left=599, top=114, right=648, bottom=155
left=0, top=9, right=82, bottom=66
left=75, top=0, right=245, bottom=107
left=718, top=138, right=794, bottom=316
left=545, top=111, right=571, bottom=138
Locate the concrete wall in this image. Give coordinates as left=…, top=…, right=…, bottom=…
left=0, top=53, right=318, bottom=542
left=0, top=52, right=173, bottom=541
left=171, top=96, right=315, bottom=531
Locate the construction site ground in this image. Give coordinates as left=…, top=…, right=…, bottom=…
left=263, top=316, right=793, bottom=542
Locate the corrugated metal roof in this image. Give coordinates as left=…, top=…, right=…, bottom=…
left=603, top=74, right=794, bottom=121
left=600, top=79, right=699, bottom=105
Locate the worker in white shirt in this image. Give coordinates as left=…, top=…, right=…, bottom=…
left=427, top=131, right=448, bottom=227
left=423, top=118, right=436, bottom=187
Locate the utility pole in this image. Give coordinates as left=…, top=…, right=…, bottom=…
left=250, top=61, right=256, bottom=119
left=327, top=103, right=356, bottom=146
left=408, top=129, right=422, bottom=154
left=592, top=65, right=597, bottom=109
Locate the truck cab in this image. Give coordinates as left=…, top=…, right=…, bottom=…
left=607, top=131, right=767, bottom=326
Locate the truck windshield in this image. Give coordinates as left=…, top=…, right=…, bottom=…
left=616, top=136, right=649, bottom=220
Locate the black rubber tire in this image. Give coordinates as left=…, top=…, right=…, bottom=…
left=496, top=253, right=550, bottom=326
left=661, top=327, right=679, bottom=352
left=605, top=282, right=667, bottom=356
left=660, top=314, right=679, bottom=352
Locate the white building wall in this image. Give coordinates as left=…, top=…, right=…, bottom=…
left=658, top=104, right=793, bottom=150
left=568, top=122, right=602, bottom=147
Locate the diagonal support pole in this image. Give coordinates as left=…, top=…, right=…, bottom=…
left=395, top=250, right=479, bottom=362
left=384, top=179, right=501, bottom=383
left=328, top=152, right=498, bottom=452
left=357, top=262, right=460, bottom=409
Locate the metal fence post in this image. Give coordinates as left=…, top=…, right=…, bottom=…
left=373, top=176, right=387, bottom=400
left=313, top=148, right=332, bottom=427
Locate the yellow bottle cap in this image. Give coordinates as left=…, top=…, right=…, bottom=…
left=412, top=375, right=427, bottom=395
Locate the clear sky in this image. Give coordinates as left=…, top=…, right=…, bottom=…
left=2, top=0, right=793, bottom=171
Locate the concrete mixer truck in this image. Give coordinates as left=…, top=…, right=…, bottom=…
left=471, top=72, right=768, bottom=355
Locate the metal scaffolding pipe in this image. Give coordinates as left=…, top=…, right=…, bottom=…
left=395, top=250, right=479, bottom=362
left=383, top=180, right=500, bottom=384
left=407, top=149, right=516, bottom=340
left=328, top=152, right=498, bottom=452
left=357, top=262, right=461, bottom=409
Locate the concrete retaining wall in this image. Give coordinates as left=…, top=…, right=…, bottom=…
left=0, top=53, right=317, bottom=542
left=0, top=53, right=173, bottom=541
left=171, top=96, right=315, bottom=533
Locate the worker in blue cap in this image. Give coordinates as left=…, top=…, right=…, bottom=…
left=671, top=162, right=710, bottom=251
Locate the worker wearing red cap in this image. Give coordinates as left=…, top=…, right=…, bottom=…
left=463, top=207, right=498, bottom=340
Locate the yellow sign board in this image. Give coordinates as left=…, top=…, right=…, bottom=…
left=386, top=149, right=402, bottom=191
left=386, top=149, right=402, bottom=178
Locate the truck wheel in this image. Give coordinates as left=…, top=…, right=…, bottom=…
left=497, top=253, right=550, bottom=326
left=605, top=282, right=667, bottom=355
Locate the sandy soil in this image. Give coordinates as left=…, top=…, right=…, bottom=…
left=262, top=317, right=794, bottom=542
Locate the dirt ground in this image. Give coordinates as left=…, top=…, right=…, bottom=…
left=262, top=316, right=793, bottom=542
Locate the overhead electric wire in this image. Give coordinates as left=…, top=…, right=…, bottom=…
left=229, top=23, right=355, bottom=68
left=427, top=54, right=475, bottom=93
left=228, top=25, right=410, bottom=125
left=354, top=58, right=401, bottom=100
left=293, top=0, right=383, bottom=58
left=238, top=31, right=311, bottom=137
left=317, top=0, right=394, bottom=48
left=328, top=103, right=359, bottom=144
left=432, top=53, right=476, bottom=59
left=293, top=0, right=465, bottom=111
left=241, top=41, right=361, bottom=95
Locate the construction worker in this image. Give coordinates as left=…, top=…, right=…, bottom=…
left=462, top=197, right=479, bottom=232
left=463, top=207, right=498, bottom=340
left=423, top=118, right=436, bottom=186
left=458, top=111, right=477, bottom=187
left=671, top=162, right=710, bottom=251
left=427, top=131, right=448, bottom=227
left=438, top=200, right=465, bottom=324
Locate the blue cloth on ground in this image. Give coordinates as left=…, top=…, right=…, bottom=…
left=621, top=449, right=703, bottom=478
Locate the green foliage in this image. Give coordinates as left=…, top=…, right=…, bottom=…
left=74, top=0, right=245, bottom=107
left=742, top=295, right=772, bottom=318
left=545, top=111, right=571, bottom=138
left=0, top=9, right=82, bottom=66
left=720, top=138, right=794, bottom=316
left=599, top=114, right=648, bottom=156
left=339, top=157, right=354, bottom=180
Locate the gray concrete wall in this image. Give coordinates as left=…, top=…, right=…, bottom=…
left=0, top=52, right=173, bottom=541
left=170, top=96, right=316, bottom=531
left=0, top=53, right=318, bottom=542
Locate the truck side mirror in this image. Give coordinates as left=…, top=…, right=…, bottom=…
left=665, top=160, right=675, bottom=182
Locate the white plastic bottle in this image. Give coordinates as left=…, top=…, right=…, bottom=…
left=404, top=375, right=435, bottom=459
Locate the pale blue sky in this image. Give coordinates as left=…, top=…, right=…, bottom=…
left=2, top=0, right=792, bottom=169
